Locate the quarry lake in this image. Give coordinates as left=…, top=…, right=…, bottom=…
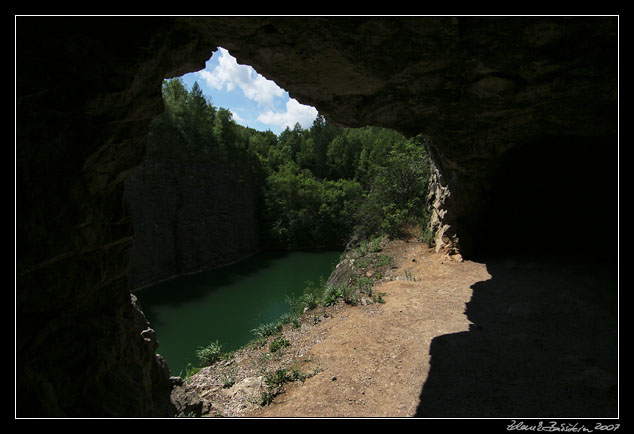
left=134, top=250, right=341, bottom=376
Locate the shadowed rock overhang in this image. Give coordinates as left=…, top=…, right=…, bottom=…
left=16, top=16, right=617, bottom=416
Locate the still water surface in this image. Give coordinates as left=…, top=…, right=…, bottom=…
left=135, top=250, right=341, bottom=375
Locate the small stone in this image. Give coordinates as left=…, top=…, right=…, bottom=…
left=332, top=376, right=337, bottom=381
left=169, top=376, right=184, bottom=387
left=450, top=253, right=463, bottom=262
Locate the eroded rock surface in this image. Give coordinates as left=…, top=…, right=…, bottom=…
left=124, top=140, right=261, bottom=289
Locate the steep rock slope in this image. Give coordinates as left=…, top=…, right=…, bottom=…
left=124, top=133, right=262, bottom=289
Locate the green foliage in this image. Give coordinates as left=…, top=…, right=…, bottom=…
left=405, top=269, right=415, bottom=281
left=278, top=311, right=301, bottom=328
left=196, top=340, right=223, bottom=366
left=353, top=138, right=431, bottom=240
left=377, top=254, right=394, bottom=268
left=322, top=291, right=340, bottom=307
left=368, top=235, right=384, bottom=253
left=168, top=97, right=433, bottom=399
left=354, top=276, right=374, bottom=293
left=257, top=366, right=320, bottom=406
left=180, top=363, right=201, bottom=382
left=251, top=322, right=282, bottom=338
left=341, top=285, right=360, bottom=305
left=374, top=292, right=387, bottom=304
left=261, top=161, right=362, bottom=248
left=286, top=279, right=332, bottom=315
left=285, top=293, right=305, bottom=317
left=299, top=280, right=324, bottom=311
left=354, top=257, right=372, bottom=268
left=221, top=367, right=237, bottom=388
left=323, top=284, right=344, bottom=304
left=269, top=337, right=291, bottom=353
left=152, top=78, right=434, bottom=257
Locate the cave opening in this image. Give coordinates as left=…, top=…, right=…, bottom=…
left=125, top=47, right=328, bottom=372
left=126, top=45, right=435, bottom=378
left=16, top=16, right=618, bottom=418
left=125, top=45, right=327, bottom=289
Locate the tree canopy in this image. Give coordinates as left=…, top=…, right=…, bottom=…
left=147, top=78, right=433, bottom=249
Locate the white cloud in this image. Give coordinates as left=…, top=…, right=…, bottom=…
left=197, top=47, right=285, bottom=107
left=230, top=110, right=245, bottom=123
left=257, top=98, right=319, bottom=130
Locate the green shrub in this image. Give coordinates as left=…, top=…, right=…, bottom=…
left=353, top=140, right=431, bottom=240
left=368, top=235, right=383, bottom=253
left=258, top=389, right=278, bottom=406
left=221, top=367, right=236, bottom=388
left=354, top=257, right=372, bottom=268
left=373, top=292, right=387, bottom=304
left=377, top=254, right=394, bottom=268
left=323, top=292, right=339, bottom=306
left=269, top=337, right=291, bottom=353
left=353, top=242, right=368, bottom=259
left=354, top=276, right=374, bottom=293
left=278, top=311, right=302, bottom=329
left=180, top=363, right=201, bottom=382
left=196, top=340, right=223, bottom=366
left=265, top=369, right=290, bottom=388
left=419, top=222, right=435, bottom=246
left=300, top=280, right=324, bottom=311
left=285, top=294, right=304, bottom=317
left=257, top=365, right=321, bottom=406
left=323, top=285, right=345, bottom=306
left=252, top=322, right=282, bottom=338
left=279, top=311, right=297, bottom=326
left=342, top=285, right=360, bottom=305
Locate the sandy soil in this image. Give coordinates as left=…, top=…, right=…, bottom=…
left=182, top=238, right=618, bottom=418
left=247, top=240, right=484, bottom=417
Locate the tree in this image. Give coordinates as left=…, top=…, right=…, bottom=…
left=149, top=82, right=433, bottom=250
left=353, top=139, right=431, bottom=239
left=213, top=107, right=238, bottom=158
left=162, top=78, right=188, bottom=127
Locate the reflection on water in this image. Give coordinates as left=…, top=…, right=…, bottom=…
left=134, top=250, right=341, bottom=375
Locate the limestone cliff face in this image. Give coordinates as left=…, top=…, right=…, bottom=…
left=124, top=146, right=261, bottom=289
left=17, top=16, right=617, bottom=416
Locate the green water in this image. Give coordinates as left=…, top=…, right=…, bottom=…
left=134, top=250, right=341, bottom=376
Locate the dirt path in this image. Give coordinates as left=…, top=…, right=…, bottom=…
left=246, top=240, right=490, bottom=417
left=179, top=238, right=618, bottom=418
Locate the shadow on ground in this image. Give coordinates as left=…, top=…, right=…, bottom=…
left=415, top=253, right=618, bottom=418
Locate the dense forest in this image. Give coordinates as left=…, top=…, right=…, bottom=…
left=147, top=78, right=433, bottom=250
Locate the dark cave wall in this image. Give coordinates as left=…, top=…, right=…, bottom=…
left=466, top=134, right=618, bottom=261
left=16, top=17, right=215, bottom=417
left=16, top=16, right=617, bottom=416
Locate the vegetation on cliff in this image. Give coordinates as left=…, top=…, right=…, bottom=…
left=152, top=78, right=432, bottom=250
left=149, top=78, right=436, bottom=415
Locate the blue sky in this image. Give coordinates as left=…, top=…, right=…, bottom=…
left=178, top=47, right=319, bottom=136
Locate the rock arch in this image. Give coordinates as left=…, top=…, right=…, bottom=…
left=16, top=16, right=617, bottom=416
